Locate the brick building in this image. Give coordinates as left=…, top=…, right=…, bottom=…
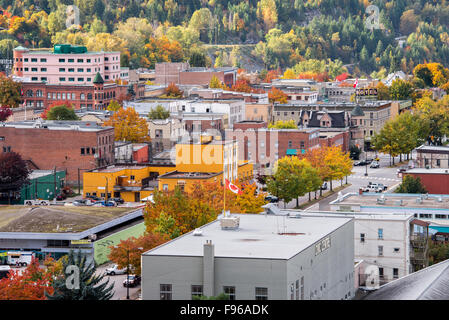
left=20, top=73, right=145, bottom=111
left=226, top=121, right=320, bottom=175
left=416, top=145, right=449, bottom=169
left=0, top=120, right=114, bottom=184
left=155, top=62, right=237, bottom=87
left=404, top=169, right=449, bottom=195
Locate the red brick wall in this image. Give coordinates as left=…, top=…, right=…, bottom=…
left=233, top=122, right=267, bottom=131
left=278, top=131, right=319, bottom=158
left=180, top=71, right=227, bottom=86
left=405, top=172, right=449, bottom=194
left=319, top=131, right=350, bottom=151
left=0, top=126, right=115, bottom=184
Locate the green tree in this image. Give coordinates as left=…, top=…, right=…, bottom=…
left=107, top=100, right=122, bottom=112
left=46, top=105, right=79, bottom=120
left=395, top=175, right=427, bottom=194
left=389, top=79, right=413, bottom=100
left=46, top=250, right=114, bottom=300
left=209, top=75, right=223, bottom=89
left=148, top=105, right=170, bottom=120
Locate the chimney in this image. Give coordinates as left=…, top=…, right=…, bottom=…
left=203, top=240, right=215, bottom=297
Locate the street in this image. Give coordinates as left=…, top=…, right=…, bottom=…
left=96, top=263, right=141, bottom=300
left=277, top=152, right=405, bottom=211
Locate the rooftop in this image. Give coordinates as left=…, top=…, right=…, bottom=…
left=364, top=259, right=449, bottom=300
left=334, top=192, right=449, bottom=210
left=0, top=120, right=113, bottom=132
left=416, top=145, right=449, bottom=153
left=406, top=168, right=449, bottom=174
left=158, top=171, right=222, bottom=179
left=0, top=206, right=138, bottom=233
left=90, top=165, right=149, bottom=173
left=28, top=170, right=57, bottom=180
left=143, top=213, right=352, bottom=260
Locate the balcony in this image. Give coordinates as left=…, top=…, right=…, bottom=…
left=113, top=176, right=143, bottom=192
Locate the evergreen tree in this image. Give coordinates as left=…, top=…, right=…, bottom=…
left=395, top=175, right=427, bottom=194
left=46, top=250, right=114, bottom=300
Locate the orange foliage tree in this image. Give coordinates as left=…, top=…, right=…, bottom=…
left=108, top=233, right=168, bottom=275
left=144, top=36, right=184, bottom=68
left=0, top=257, right=55, bottom=300
left=144, top=180, right=266, bottom=238
left=103, top=107, right=149, bottom=142
left=161, top=82, right=184, bottom=98
left=230, top=79, right=253, bottom=93
left=268, top=87, right=288, bottom=104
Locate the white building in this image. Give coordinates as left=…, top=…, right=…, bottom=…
left=142, top=212, right=355, bottom=300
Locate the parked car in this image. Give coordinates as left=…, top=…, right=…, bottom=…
left=370, top=161, right=380, bottom=168
left=56, top=193, right=67, bottom=201
left=354, top=160, right=367, bottom=166
left=363, top=185, right=383, bottom=193
left=397, top=166, right=408, bottom=174
left=320, top=182, right=328, bottom=190
left=123, top=275, right=141, bottom=288
left=86, top=195, right=101, bottom=201
left=92, top=200, right=116, bottom=207
left=365, top=158, right=374, bottom=164
left=73, top=199, right=92, bottom=206
left=110, top=197, right=124, bottom=204
left=105, top=264, right=127, bottom=276
left=264, top=195, right=279, bottom=203
left=369, top=182, right=388, bottom=191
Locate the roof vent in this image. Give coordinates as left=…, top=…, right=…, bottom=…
left=416, top=197, right=423, bottom=204
left=220, top=215, right=240, bottom=230
left=193, top=228, right=203, bottom=236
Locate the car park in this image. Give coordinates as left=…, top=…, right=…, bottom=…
left=73, top=199, right=93, bottom=206
left=92, top=200, right=116, bottom=207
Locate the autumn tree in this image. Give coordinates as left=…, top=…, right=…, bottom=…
left=107, top=100, right=122, bottom=112
left=389, top=79, right=413, bottom=100
left=46, top=250, right=114, bottom=300
left=209, top=75, right=223, bottom=89
left=0, top=106, right=12, bottom=122
left=103, top=107, right=149, bottom=143
left=108, top=233, right=168, bottom=275
left=323, top=146, right=353, bottom=190
left=0, top=152, right=30, bottom=204
left=230, top=79, right=253, bottom=93
left=376, top=82, right=391, bottom=100
left=0, top=76, right=21, bottom=108
left=0, top=257, right=54, bottom=300
left=267, top=157, right=321, bottom=208
left=304, top=147, right=331, bottom=196
left=268, top=87, right=288, bottom=104
left=161, top=82, right=183, bottom=98
left=268, top=119, right=297, bottom=129
left=413, top=95, right=449, bottom=145
left=148, top=105, right=170, bottom=120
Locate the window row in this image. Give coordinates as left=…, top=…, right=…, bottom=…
left=159, top=284, right=266, bottom=300
left=47, top=92, right=92, bottom=100
left=58, top=77, right=92, bottom=82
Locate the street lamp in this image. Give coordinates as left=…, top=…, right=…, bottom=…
left=114, top=246, right=144, bottom=300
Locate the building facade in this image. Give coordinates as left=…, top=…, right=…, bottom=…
left=142, top=213, right=355, bottom=300
left=0, top=120, right=114, bottom=184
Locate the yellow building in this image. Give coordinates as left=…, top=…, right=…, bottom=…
left=83, top=165, right=175, bottom=202
left=83, top=137, right=254, bottom=201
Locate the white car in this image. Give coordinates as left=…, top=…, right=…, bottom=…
left=105, top=264, right=127, bottom=276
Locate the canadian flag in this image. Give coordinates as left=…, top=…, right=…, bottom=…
left=225, top=179, right=242, bottom=194
left=353, top=78, right=358, bottom=88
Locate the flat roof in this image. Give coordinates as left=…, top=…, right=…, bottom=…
left=90, top=165, right=149, bottom=173
left=143, top=213, right=352, bottom=260
left=158, top=171, right=221, bottom=179
left=416, top=145, right=449, bottom=152
left=406, top=168, right=449, bottom=174
left=0, top=206, right=137, bottom=233
left=335, top=193, right=449, bottom=210
left=1, top=120, right=112, bottom=132
left=28, top=170, right=56, bottom=180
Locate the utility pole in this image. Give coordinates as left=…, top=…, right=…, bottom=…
left=53, top=166, right=57, bottom=200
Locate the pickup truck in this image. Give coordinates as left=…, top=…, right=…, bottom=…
left=363, top=183, right=388, bottom=193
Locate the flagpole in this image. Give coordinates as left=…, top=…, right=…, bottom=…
left=223, top=149, right=226, bottom=216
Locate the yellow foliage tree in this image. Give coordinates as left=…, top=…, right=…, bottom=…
left=103, top=107, right=149, bottom=143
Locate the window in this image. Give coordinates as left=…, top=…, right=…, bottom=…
left=300, top=141, right=305, bottom=149
left=80, top=93, right=85, bottom=100
left=68, top=68, right=74, bottom=72
left=31, top=77, right=38, bottom=81
left=437, top=159, right=441, bottom=167
left=360, top=233, right=365, bottom=243
left=160, top=284, right=172, bottom=300
left=41, top=77, right=47, bottom=82
left=393, top=268, right=399, bottom=279
left=24, top=67, right=29, bottom=71
left=78, top=78, right=84, bottom=82
left=62, top=93, right=66, bottom=100
left=78, top=68, right=84, bottom=72
left=41, top=68, right=47, bottom=72
left=87, top=68, right=91, bottom=72
left=163, top=184, right=168, bottom=191
left=224, top=286, right=235, bottom=300
left=191, top=285, right=203, bottom=299
left=24, top=58, right=28, bottom=62
left=394, top=248, right=400, bottom=253
left=255, top=287, right=268, bottom=300
left=87, top=59, right=91, bottom=63
left=59, top=68, right=65, bottom=72
left=81, top=148, right=85, bottom=155
left=295, top=280, right=299, bottom=300
left=300, top=277, right=304, bottom=300
left=69, top=78, right=75, bottom=82
left=40, top=58, right=47, bottom=62
left=77, top=59, right=83, bottom=63
left=288, top=141, right=292, bottom=148
left=378, top=228, right=383, bottom=240
left=68, top=59, right=74, bottom=63
left=87, top=78, right=91, bottom=82
left=31, top=67, right=37, bottom=72
left=59, top=58, right=65, bottom=63
left=379, top=267, right=384, bottom=278
left=31, top=58, right=37, bottom=62
left=378, top=245, right=383, bottom=256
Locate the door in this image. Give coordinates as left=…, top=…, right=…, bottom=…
left=134, top=192, right=140, bottom=202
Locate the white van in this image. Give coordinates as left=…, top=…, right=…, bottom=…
left=7, top=251, right=34, bottom=267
